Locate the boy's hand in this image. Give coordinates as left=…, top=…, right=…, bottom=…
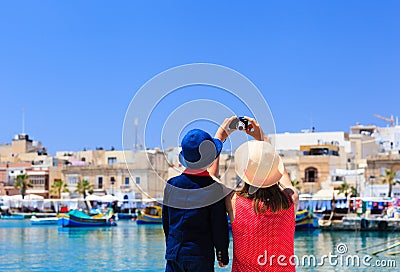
left=214, top=116, right=238, bottom=142
left=218, top=261, right=227, bottom=268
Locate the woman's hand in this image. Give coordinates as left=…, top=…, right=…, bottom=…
left=214, top=116, right=238, bottom=142
left=243, top=116, right=269, bottom=142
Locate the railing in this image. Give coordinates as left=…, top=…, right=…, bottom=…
left=120, top=184, right=131, bottom=189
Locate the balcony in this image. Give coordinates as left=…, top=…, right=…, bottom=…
left=120, top=184, right=131, bottom=189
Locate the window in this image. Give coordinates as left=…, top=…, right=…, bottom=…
left=97, top=177, right=103, bottom=189
left=309, top=148, right=329, bottom=156
left=305, top=167, right=318, bottom=182
left=135, top=177, right=140, bottom=184
left=108, top=157, right=117, bottom=165
left=333, top=176, right=345, bottom=182
left=125, top=177, right=130, bottom=185
left=67, top=175, right=79, bottom=185
left=29, top=176, right=45, bottom=186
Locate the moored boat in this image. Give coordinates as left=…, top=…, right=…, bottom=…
left=295, top=210, right=319, bottom=230
left=0, top=214, right=25, bottom=220
left=60, top=208, right=117, bottom=227
left=136, top=206, right=162, bottom=225
left=30, top=216, right=59, bottom=225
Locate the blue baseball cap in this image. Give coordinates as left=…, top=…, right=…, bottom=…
left=179, top=129, right=223, bottom=169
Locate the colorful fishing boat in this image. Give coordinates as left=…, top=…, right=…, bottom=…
left=59, top=208, right=117, bottom=227
left=30, top=216, right=59, bottom=225
left=0, top=214, right=25, bottom=220
left=295, top=209, right=318, bottom=230
left=136, top=206, right=162, bottom=225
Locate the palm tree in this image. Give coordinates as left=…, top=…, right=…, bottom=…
left=75, top=178, right=94, bottom=210
left=338, top=182, right=351, bottom=213
left=350, top=186, right=357, bottom=197
left=14, top=174, right=33, bottom=199
left=382, top=169, right=399, bottom=198
left=50, top=180, right=69, bottom=199
left=291, top=179, right=302, bottom=192
left=338, top=182, right=350, bottom=198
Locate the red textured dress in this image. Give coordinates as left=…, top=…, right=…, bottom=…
left=231, top=195, right=295, bottom=272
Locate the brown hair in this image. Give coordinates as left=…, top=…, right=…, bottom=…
left=237, top=182, right=293, bottom=213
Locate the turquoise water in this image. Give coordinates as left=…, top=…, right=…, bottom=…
left=0, top=220, right=399, bottom=271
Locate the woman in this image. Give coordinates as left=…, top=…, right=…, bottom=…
left=212, top=117, right=298, bottom=271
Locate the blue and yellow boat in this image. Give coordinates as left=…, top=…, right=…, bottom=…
left=136, top=206, right=162, bottom=225
left=295, top=209, right=318, bottom=230
left=59, top=208, right=117, bottom=227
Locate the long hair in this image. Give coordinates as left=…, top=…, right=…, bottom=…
left=237, top=182, right=293, bottom=213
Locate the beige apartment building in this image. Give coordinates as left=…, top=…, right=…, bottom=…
left=0, top=134, right=48, bottom=163
left=365, top=151, right=400, bottom=197
left=349, top=124, right=380, bottom=168
left=0, top=133, right=50, bottom=197
left=0, top=162, right=50, bottom=197
left=54, top=149, right=169, bottom=201
left=298, top=143, right=347, bottom=194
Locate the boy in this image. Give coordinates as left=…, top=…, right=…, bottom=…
left=162, top=129, right=229, bottom=272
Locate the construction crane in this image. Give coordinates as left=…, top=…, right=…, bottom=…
left=373, top=114, right=394, bottom=127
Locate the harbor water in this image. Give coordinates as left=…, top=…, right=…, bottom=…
left=0, top=220, right=399, bottom=271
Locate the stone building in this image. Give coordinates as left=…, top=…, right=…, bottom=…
left=54, top=149, right=169, bottom=201
left=349, top=124, right=380, bottom=169
left=298, top=143, right=347, bottom=194
left=0, top=162, right=50, bottom=197
left=366, top=151, right=400, bottom=197
left=0, top=134, right=48, bottom=163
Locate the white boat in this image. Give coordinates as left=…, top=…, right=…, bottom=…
left=30, top=216, right=59, bottom=225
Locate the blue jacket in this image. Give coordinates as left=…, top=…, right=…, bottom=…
left=162, top=172, right=230, bottom=265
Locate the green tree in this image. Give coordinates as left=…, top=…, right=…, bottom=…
left=338, top=181, right=350, bottom=198
left=75, top=178, right=94, bottom=210
left=350, top=186, right=357, bottom=197
left=291, top=179, right=302, bottom=192
left=382, top=169, right=399, bottom=198
left=50, top=180, right=69, bottom=199
left=14, top=174, right=33, bottom=199
left=338, top=181, right=352, bottom=213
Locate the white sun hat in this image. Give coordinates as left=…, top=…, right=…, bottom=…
left=234, top=140, right=284, bottom=188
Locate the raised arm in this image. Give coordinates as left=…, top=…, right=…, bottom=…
left=209, top=116, right=237, bottom=178
left=243, top=116, right=269, bottom=142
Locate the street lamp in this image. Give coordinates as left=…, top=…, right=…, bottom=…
left=110, top=177, right=115, bottom=196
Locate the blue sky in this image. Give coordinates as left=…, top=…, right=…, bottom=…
left=0, top=1, right=399, bottom=154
